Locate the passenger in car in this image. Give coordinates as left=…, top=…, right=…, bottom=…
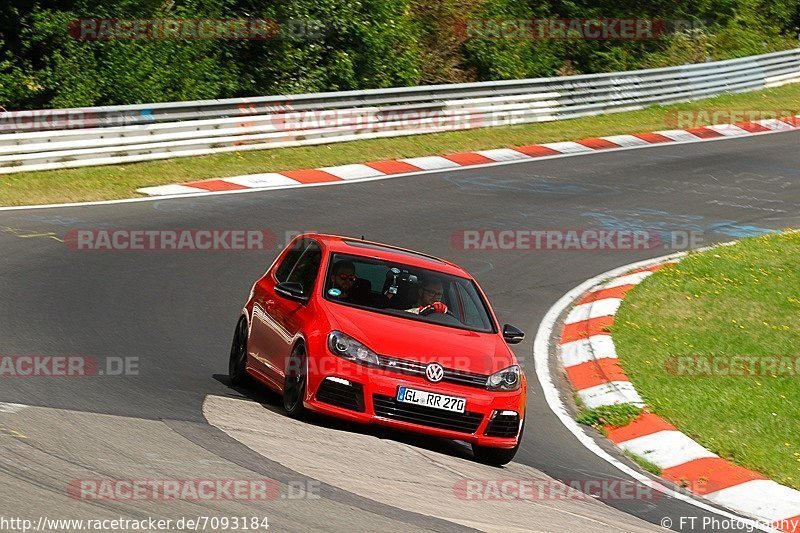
left=328, top=260, right=357, bottom=301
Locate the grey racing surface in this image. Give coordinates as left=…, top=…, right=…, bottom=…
left=1, top=131, right=799, bottom=532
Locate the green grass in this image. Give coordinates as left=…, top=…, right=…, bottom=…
left=576, top=404, right=643, bottom=433
left=2, top=83, right=800, bottom=206
left=576, top=404, right=662, bottom=475
left=613, top=232, right=800, bottom=489
left=623, top=450, right=663, bottom=476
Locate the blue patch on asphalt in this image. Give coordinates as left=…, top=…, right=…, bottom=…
left=581, top=211, right=775, bottom=238
left=442, top=174, right=620, bottom=196
left=705, top=222, right=775, bottom=237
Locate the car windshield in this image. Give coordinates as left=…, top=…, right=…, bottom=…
left=323, top=253, right=496, bottom=333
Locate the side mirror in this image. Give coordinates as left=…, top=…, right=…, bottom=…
left=275, top=281, right=307, bottom=302
left=502, top=324, right=525, bottom=344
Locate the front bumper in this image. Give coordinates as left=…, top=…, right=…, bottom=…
left=304, top=356, right=525, bottom=448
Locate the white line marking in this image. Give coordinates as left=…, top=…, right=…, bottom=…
left=560, top=335, right=618, bottom=367
left=618, top=430, right=718, bottom=470
left=655, top=130, right=702, bottom=142
left=399, top=156, right=461, bottom=170
left=576, top=381, right=645, bottom=409
left=475, top=148, right=531, bottom=162
left=0, top=402, right=28, bottom=413
left=756, top=119, right=796, bottom=131
left=602, top=271, right=652, bottom=289
left=222, top=173, right=300, bottom=188
left=540, top=141, right=594, bottom=153
left=317, top=164, right=385, bottom=180
left=706, top=124, right=750, bottom=137
left=600, top=135, right=650, bottom=147
left=705, top=480, right=800, bottom=522
left=564, top=298, right=622, bottom=325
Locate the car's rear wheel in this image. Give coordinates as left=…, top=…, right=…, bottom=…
left=472, top=419, right=524, bottom=466
left=283, top=343, right=307, bottom=419
left=228, top=317, right=250, bottom=387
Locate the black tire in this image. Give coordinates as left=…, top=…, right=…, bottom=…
left=282, top=343, right=307, bottom=419
left=228, top=317, right=250, bottom=387
left=472, top=419, right=524, bottom=467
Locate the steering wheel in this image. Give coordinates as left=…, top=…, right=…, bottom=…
left=418, top=304, right=458, bottom=321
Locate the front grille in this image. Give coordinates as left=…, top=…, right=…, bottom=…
left=372, top=394, right=484, bottom=434
left=316, top=378, right=364, bottom=412
left=484, top=412, right=520, bottom=437
left=375, top=355, right=488, bottom=389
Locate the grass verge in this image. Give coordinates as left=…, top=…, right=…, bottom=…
left=623, top=450, right=663, bottom=476
left=612, top=231, right=800, bottom=489
left=575, top=403, right=662, bottom=474
left=2, top=83, right=800, bottom=206
left=576, top=403, right=643, bottom=434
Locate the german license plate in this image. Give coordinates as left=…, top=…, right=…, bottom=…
left=396, top=386, right=466, bottom=413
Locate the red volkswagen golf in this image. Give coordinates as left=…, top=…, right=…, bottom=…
left=229, top=233, right=527, bottom=465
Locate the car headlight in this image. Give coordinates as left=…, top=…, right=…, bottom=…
left=327, top=331, right=380, bottom=366
left=486, top=365, right=521, bottom=391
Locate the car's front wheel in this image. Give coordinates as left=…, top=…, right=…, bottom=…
left=283, top=343, right=307, bottom=419
left=472, top=419, right=524, bottom=466
left=228, top=317, right=250, bottom=387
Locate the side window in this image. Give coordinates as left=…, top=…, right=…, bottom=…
left=286, top=241, right=322, bottom=292
left=274, top=239, right=308, bottom=282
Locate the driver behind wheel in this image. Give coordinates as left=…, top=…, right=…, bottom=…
left=406, top=277, right=448, bottom=315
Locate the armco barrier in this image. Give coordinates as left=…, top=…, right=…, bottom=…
left=1, top=48, right=799, bottom=173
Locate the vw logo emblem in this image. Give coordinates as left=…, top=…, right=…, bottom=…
left=425, top=363, right=444, bottom=382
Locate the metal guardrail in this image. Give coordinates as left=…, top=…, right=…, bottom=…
left=1, top=48, right=799, bottom=173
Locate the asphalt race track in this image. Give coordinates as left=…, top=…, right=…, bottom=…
left=1, top=131, right=799, bottom=532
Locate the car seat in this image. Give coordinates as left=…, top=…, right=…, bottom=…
left=351, top=277, right=372, bottom=304
left=381, top=276, right=420, bottom=310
